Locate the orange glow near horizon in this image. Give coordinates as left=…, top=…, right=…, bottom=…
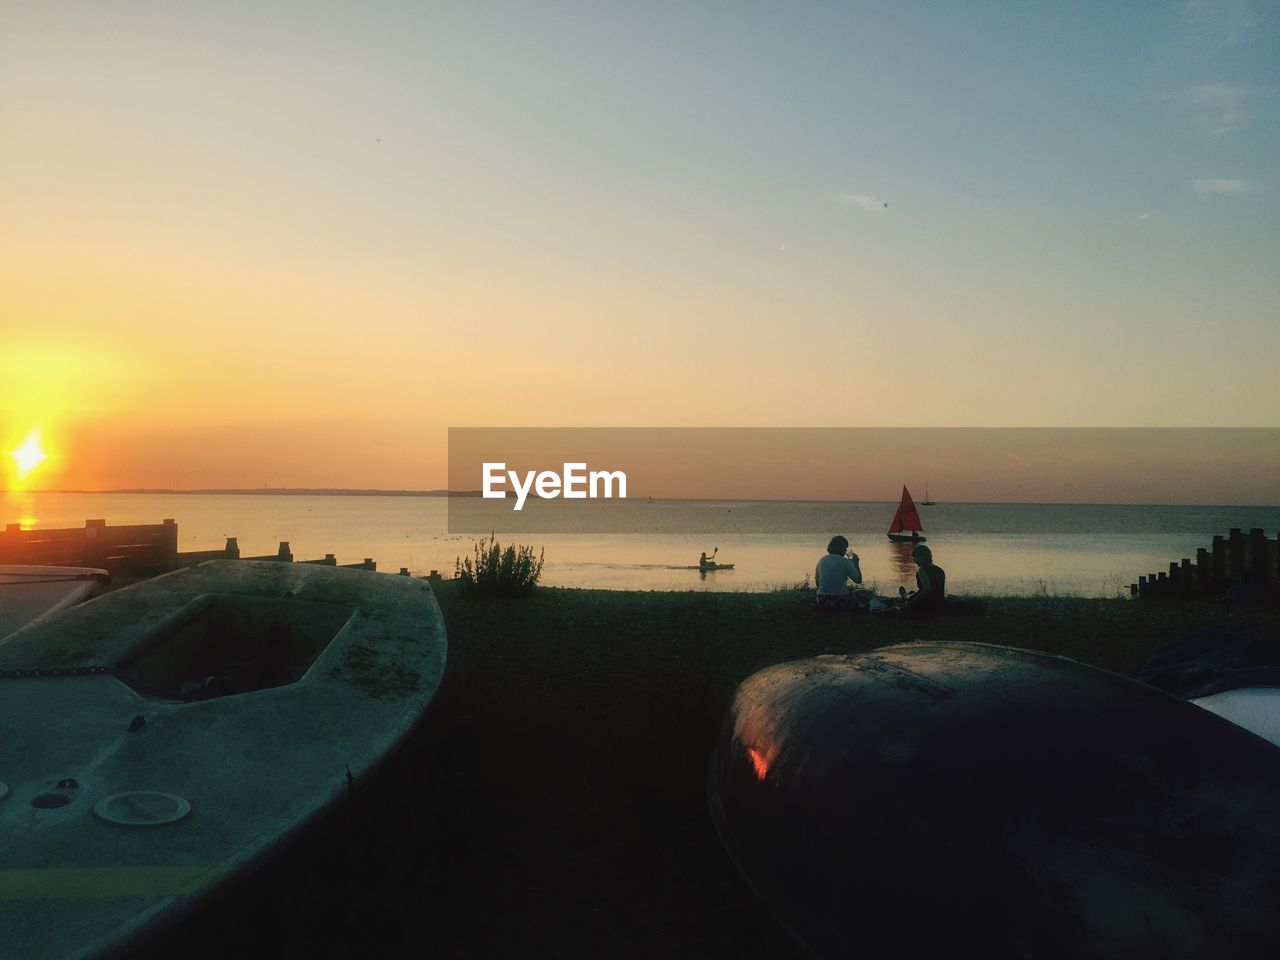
left=8, top=427, right=48, bottom=490
left=1, top=3, right=1278, bottom=503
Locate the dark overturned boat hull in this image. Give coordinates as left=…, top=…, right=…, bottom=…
left=707, top=643, right=1280, bottom=959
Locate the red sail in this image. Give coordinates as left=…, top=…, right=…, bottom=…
left=888, top=486, right=924, bottom=533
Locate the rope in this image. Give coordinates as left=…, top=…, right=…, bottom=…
left=0, top=573, right=107, bottom=586
left=0, top=665, right=115, bottom=679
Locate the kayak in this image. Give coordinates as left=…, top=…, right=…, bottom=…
left=0, top=560, right=447, bottom=960
left=708, top=642, right=1280, bottom=958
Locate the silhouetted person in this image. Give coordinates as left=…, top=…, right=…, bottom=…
left=901, top=544, right=946, bottom=617
left=814, top=536, right=862, bottom=609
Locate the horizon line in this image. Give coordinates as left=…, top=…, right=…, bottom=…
left=15, top=488, right=1280, bottom=509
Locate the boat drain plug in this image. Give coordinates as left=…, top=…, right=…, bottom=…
left=94, top=791, right=191, bottom=826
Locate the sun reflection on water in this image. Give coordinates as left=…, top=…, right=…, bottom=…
left=2, top=488, right=39, bottom=529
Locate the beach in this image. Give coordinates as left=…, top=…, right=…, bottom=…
left=132, top=584, right=1278, bottom=959
left=8, top=3, right=1279, bottom=954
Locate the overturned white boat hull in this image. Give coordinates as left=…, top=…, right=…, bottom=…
left=0, top=560, right=447, bottom=960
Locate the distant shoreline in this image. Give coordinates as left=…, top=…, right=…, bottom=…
left=33, top=488, right=481, bottom=497
left=22, top=490, right=1279, bottom=508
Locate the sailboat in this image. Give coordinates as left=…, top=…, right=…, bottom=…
left=921, top=483, right=936, bottom=507
left=887, top=486, right=927, bottom=542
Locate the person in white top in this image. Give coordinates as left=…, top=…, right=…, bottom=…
left=815, top=535, right=863, bottom=598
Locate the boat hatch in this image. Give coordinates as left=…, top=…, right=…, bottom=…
left=116, top=594, right=355, bottom=701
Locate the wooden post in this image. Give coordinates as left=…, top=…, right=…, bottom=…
left=0, top=523, right=17, bottom=561
left=1195, top=548, right=1210, bottom=592
left=1228, top=528, right=1244, bottom=581
left=161, top=518, right=179, bottom=571
left=1137, top=575, right=1147, bottom=599
left=1179, top=558, right=1193, bottom=596
left=1248, top=528, right=1267, bottom=579
left=84, top=519, right=107, bottom=567
left=225, top=537, right=240, bottom=559
left=1211, top=535, right=1226, bottom=587
left=399, top=567, right=410, bottom=576
left=277, top=542, right=293, bottom=562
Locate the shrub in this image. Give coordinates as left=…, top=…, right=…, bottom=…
left=455, top=534, right=545, bottom=597
left=768, top=575, right=811, bottom=592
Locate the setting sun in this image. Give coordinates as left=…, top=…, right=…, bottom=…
left=10, top=427, right=47, bottom=481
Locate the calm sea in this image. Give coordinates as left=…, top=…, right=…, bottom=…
left=6, top=492, right=1279, bottom=598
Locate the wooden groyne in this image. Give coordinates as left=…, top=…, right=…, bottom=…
left=0, top=520, right=385, bottom=577
left=1132, top=528, right=1279, bottom=601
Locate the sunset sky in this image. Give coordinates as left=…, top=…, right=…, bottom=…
left=3, top=2, right=1277, bottom=498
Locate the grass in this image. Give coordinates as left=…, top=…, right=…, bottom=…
left=149, top=585, right=1278, bottom=960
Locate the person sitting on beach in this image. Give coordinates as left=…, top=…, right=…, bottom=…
left=901, top=544, right=946, bottom=617
left=1226, top=571, right=1263, bottom=606
left=813, top=536, right=863, bottom=609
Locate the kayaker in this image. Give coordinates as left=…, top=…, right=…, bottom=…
left=699, top=551, right=714, bottom=571
left=813, top=536, right=862, bottom=609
